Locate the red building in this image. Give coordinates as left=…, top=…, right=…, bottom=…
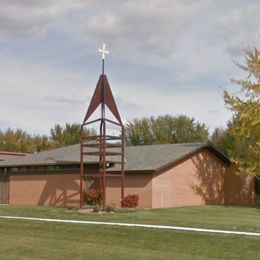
left=0, top=151, right=28, bottom=204
left=0, top=143, right=257, bottom=207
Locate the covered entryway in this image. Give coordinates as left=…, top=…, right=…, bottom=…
left=0, top=169, right=9, bottom=204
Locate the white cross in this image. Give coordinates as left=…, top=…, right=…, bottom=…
left=98, top=43, right=109, bottom=60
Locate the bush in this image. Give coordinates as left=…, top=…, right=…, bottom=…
left=106, top=204, right=116, bottom=212
left=92, top=205, right=100, bottom=213
left=84, top=189, right=102, bottom=205
left=122, top=194, right=139, bottom=208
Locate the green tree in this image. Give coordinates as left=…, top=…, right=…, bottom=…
left=211, top=117, right=238, bottom=156
left=126, top=115, right=209, bottom=145
left=0, top=128, right=35, bottom=153
left=223, top=47, right=260, bottom=176
left=33, top=135, right=55, bottom=152
left=50, top=123, right=95, bottom=147
left=0, top=123, right=96, bottom=153
left=125, top=118, right=154, bottom=145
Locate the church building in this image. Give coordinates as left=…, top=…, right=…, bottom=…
left=0, top=44, right=257, bottom=207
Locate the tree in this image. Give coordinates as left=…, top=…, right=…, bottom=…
left=223, top=47, right=260, bottom=176
left=125, top=115, right=209, bottom=146
left=126, top=118, right=154, bottom=145
left=210, top=117, right=238, bottom=156
left=0, top=128, right=56, bottom=153
left=0, top=128, right=35, bottom=153
left=33, top=135, right=56, bottom=152
left=0, top=123, right=96, bottom=153
left=50, top=123, right=95, bottom=147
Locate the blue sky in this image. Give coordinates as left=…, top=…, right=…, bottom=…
left=0, top=0, right=259, bottom=135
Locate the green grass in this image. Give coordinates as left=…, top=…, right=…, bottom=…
left=0, top=205, right=260, bottom=259
left=0, top=205, right=259, bottom=231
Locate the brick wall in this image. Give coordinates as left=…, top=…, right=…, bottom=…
left=8, top=149, right=256, bottom=208
left=152, top=148, right=226, bottom=208
left=106, top=173, right=152, bottom=208
left=9, top=173, right=80, bottom=206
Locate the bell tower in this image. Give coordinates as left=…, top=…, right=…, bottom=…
left=80, top=44, right=125, bottom=209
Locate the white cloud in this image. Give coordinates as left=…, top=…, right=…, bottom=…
left=0, top=56, right=94, bottom=134
left=81, top=0, right=209, bottom=58
left=0, top=0, right=92, bottom=39
left=0, top=0, right=259, bottom=136
left=206, top=1, right=260, bottom=58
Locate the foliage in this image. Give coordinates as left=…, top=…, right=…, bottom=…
left=50, top=123, right=95, bottom=147
left=121, top=194, right=139, bottom=208
left=84, top=189, right=102, bottom=206
left=125, top=115, right=209, bottom=145
left=33, top=134, right=56, bottom=152
left=105, top=204, right=116, bottom=212
left=223, top=47, right=260, bottom=176
left=0, top=123, right=95, bottom=153
left=0, top=128, right=53, bottom=153
left=0, top=128, right=33, bottom=153
left=92, top=205, right=100, bottom=213
left=210, top=117, right=239, bottom=156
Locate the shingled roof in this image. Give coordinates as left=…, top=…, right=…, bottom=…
left=0, top=142, right=230, bottom=172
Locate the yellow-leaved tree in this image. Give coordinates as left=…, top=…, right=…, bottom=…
left=224, top=47, right=260, bottom=176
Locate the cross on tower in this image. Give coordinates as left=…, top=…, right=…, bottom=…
left=98, top=43, right=109, bottom=74
left=98, top=43, right=109, bottom=60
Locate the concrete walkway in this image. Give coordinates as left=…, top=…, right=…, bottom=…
left=0, top=215, right=260, bottom=237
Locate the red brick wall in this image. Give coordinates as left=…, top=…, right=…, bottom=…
left=224, top=164, right=255, bottom=205
left=106, top=173, right=152, bottom=208
left=8, top=150, right=256, bottom=208
left=9, top=172, right=152, bottom=207
left=9, top=173, right=80, bottom=206
left=152, top=148, right=226, bottom=208
left=152, top=149, right=256, bottom=208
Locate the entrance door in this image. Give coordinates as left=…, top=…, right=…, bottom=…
left=0, top=170, right=9, bottom=204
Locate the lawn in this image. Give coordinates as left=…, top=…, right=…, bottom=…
left=0, top=205, right=259, bottom=259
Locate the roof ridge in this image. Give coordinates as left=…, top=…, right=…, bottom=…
left=126, top=142, right=205, bottom=148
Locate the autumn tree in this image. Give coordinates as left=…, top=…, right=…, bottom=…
left=223, top=47, right=260, bottom=176
left=126, top=115, right=209, bottom=145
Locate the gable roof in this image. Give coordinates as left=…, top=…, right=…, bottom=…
left=109, top=142, right=230, bottom=172
left=0, top=142, right=230, bottom=172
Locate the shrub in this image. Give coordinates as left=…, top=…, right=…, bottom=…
left=92, top=205, right=100, bottom=213
left=106, top=204, right=116, bottom=212
left=122, top=194, right=139, bottom=208
left=84, top=189, right=102, bottom=205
